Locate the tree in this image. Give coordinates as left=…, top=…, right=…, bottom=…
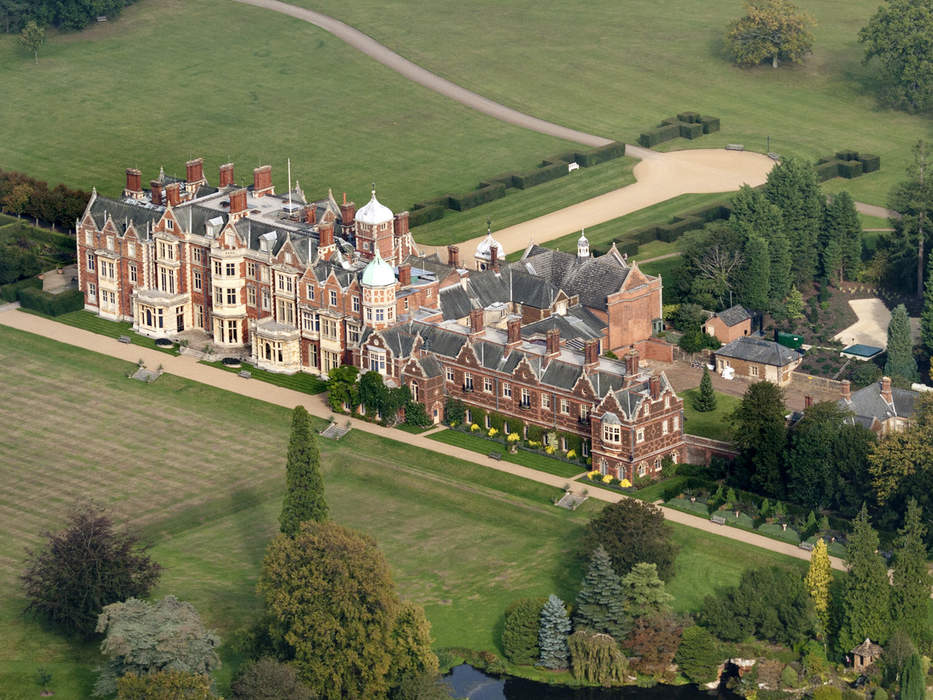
left=19, top=19, right=43, bottom=63
left=821, top=237, right=843, bottom=286
left=538, top=594, right=571, bottom=670
left=769, top=228, right=793, bottom=305
left=838, top=505, right=891, bottom=652
left=620, top=562, right=673, bottom=617
left=805, top=538, right=832, bottom=637
left=326, top=364, right=359, bottom=412
left=387, top=602, right=439, bottom=692
left=730, top=381, right=787, bottom=495
left=724, top=0, right=814, bottom=68
left=231, top=658, right=314, bottom=700
left=116, top=671, right=215, bottom=700
left=675, top=626, right=722, bottom=684
left=765, top=157, right=823, bottom=283
left=859, top=0, right=933, bottom=113
left=392, top=672, right=453, bottom=700
left=20, top=503, right=161, bottom=638
left=566, top=631, right=626, bottom=686
left=823, top=191, right=862, bottom=280
left=279, top=406, right=327, bottom=536
left=502, top=597, right=546, bottom=666
left=583, top=499, right=677, bottom=580
left=359, top=369, right=388, bottom=417
left=922, top=254, right=933, bottom=355
left=887, top=141, right=933, bottom=297
left=784, top=285, right=805, bottom=319
left=258, top=521, right=435, bottom=699
left=622, top=613, right=685, bottom=676
left=884, top=303, right=917, bottom=382
left=890, top=499, right=932, bottom=644
left=693, top=368, right=717, bottom=412
left=94, top=596, right=220, bottom=697
left=573, top=545, right=630, bottom=639
left=738, top=234, right=771, bottom=310
left=901, top=653, right=925, bottom=700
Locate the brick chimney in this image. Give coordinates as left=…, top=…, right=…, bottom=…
left=469, top=308, right=484, bottom=336
left=880, top=376, right=893, bottom=404
left=507, top=316, right=522, bottom=348
left=584, top=338, right=599, bottom=368
left=398, top=264, right=411, bottom=286
left=840, top=379, right=851, bottom=402
left=624, top=350, right=640, bottom=375
left=546, top=327, right=561, bottom=357
left=229, top=188, right=248, bottom=218
left=165, top=182, right=181, bottom=207
left=340, top=197, right=356, bottom=227
left=219, top=162, right=235, bottom=187
left=253, top=165, right=273, bottom=197
left=448, top=245, right=460, bottom=268
left=318, top=220, right=334, bottom=249
left=304, top=205, right=317, bottom=225
left=804, top=395, right=813, bottom=408
left=185, top=157, right=204, bottom=184
left=394, top=211, right=409, bottom=238
left=490, top=245, right=499, bottom=272
left=648, top=375, right=661, bottom=399
left=125, top=168, right=141, bottom=193
left=150, top=180, right=163, bottom=206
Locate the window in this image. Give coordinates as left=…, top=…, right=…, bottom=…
left=166, top=219, right=174, bottom=231
left=484, top=377, right=492, bottom=393
left=403, top=298, right=409, bottom=310
left=226, top=319, right=239, bottom=344
left=87, top=253, right=95, bottom=271
left=542, top=394, right=551, bottom=410
left=673, top=416, right=679, bottom=431
left=129, top=264, right=137, bottom=284
left=247, top=285, right=256, bottom=306
left=214, top=261, right=222, bottom=276
left=664, top=395, right=670, bottom=409
left=446, top=368, right=455, bottom=382
left=369, top=350, right=386, bottom=374
left=521, top=388, right=531, bottom=407
left=193, top=270, right=202, bottom=291
left=226, top=288, right=237, bottom=305
left=750, top=365, right=760, bottom=377
left=502, top=382, right=511, bottom=398
left=260, top=267, right=270, bottom=283
left=87, top=282, right=97, bottom=302
left=277, top=299, right=295, bottom=326
left=307, top=284, right=315, bottom=300
left=636, top=429, right=645, bottom=443
left=308, top=343, right=319, bottom=368
left=193, top=248, right=202, bottom=263
left=375, top=308, right=384, bottom=322
left=195, top=305, right=203, bottom=328
left=366, top=308, right=372, bottom=321
left=348, top=326, right=360, bottom=344
left=128, top=242, right=135, bottom=257
left=85, top=231, right=93, bottom=246
left=662, top=420, right=669, bottom=435
left=411, top=382, right=419, bottom=402
left=638, top=462, right=647, bottom=477
left=226, top=262, right=236, bottom=276
left=157, top=308, right=164, bottom=329
left=246, top=261, right=255, bottom=277
left=159, top=267, right=175, bottom=294
left=213, top=286, right=222, bottom=305
left=579, top=404, right=589, bottom=421
left=322, top=318, right=338, bottom=340
left=464, top=372, right=473, bottom=391
left=261, top=289, right=270, bottom=311
left=329, top=290, right=337, bottom=306
left=560, top=399, right=570, bottom=415
left=353, top=296, right=360, bottom=312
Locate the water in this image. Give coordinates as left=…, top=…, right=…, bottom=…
left=443, top=665, right=741, bottom=700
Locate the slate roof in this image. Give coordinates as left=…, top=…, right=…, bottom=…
left=88, top=196, right=163, bottom=237
left=610, top=374, right=675, bottom=421
left=716, top=337, right=801, bottom=367
left=840, top=382, right=918, bottom=424
left=437, top=267, right=562, bottom=320
left=513, top=246, right=633, bottom=310
left=713, top=305, right=751, bottom=327
left=521, top=307, right=603, bottom=342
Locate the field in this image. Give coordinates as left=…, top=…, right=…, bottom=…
left=290, top=0, right=932, bottom=206
left=0, top=325, right=826, bottom=697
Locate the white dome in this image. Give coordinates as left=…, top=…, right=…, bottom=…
left=475, top=232, right=505, bottom=261
left=356, top=188, right=393, bottom=226
left=578, top=230, right=588, bottom=244
left=361, top=250, right=396, bottom=287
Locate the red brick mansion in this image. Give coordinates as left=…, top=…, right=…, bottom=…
left=75, top=160, right=684, bottom=480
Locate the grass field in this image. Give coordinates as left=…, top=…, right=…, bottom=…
left=428, top=428, right=584, bottom=479
left=682, top=388, right=741, bottom=442
left=290, top=0, right=932, bottom=206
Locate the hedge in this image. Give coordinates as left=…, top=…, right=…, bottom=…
left=677, top=111, right=701, bottom=123
left=0, top=276, right=41, bottom=302
left=658, top=216, right=701, bottom=242
left=17, top=286, right=84, bottom=316
left=679, top=122, right=704, bottom=140
left=639, top=123, right=680, bottom=148
left=512, top=161, right=568, bottom=189
left=858, top=154, right=880, bottom=173
left=835, top=149, right=859, bottom=161
left=448, top=182, right=507, bottom=211
left=573, top=142, right=626, bottom=167
left=409, top=204, right=445, bottom=227
left=837, top=160, right=863, bottom=179
left=699, top=116, right=720, bottom=134
left=815, top=160, right=844, bottom=182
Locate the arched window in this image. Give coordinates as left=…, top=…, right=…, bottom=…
left=638, top=461, right=647, bottom=477
left=599, top=458, right=607, bottom=475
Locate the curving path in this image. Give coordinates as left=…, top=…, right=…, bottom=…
left=231, top=0, right=611, bottom=148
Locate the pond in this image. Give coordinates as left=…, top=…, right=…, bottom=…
left=443, top=665, right=742, bottom=700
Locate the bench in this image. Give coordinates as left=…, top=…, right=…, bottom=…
left=710, top=515, right=726, bottom=525
left=117, top=335, right=131, bottom=344
left=487, top=452, right=502, bottom=461
left=768, top=152, right=781, bottom=161
left=725, top=144, right=744, bottom=151
left=238, top=370, right=252, bottom=379
left=798, top=541, right=815, bottom=551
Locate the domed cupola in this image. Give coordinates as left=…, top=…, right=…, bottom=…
left=577, top=229, right=590, bottom=258
left=355, top=186, right=393, bottom=226
left=474, top=220, right=505, bottom=271
left=361, top=248, right=397, bottom=330
left=361, top=248, right=396, bottom=287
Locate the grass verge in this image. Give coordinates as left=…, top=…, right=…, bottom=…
left=428, top=429, right=583, bottom=479
left=17, top=308, right=178, bottom=355
left=200, top=359, right=326, bottom=395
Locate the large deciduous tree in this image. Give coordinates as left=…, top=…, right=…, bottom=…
left=573, top=546, right=630, bottom=639
left=859, top=0, right=933, bottom=113
left=890, top=499, right=932, bottom=645
left=730, top=381, right=787, bottom=496
left=583, top=499, right=677, bottom=580
left=805, top=538, right=832, bottom=637
left=764, top=157, right=823, bottom=284
left=838, top=505, right=891, bottom=652
left=884, top=303, right=917, bottom=382
left=279, top=405, right=327, bottom=536
left=725, top=0, right=814, bottom=68
left=622, top=613, right=685, bottom=676
left=21, top=503, right=161, bottom=638
left=538, top=594, right=571, bottom=670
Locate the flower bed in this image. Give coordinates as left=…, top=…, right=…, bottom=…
left=665, top=497, right=712, bottom=517
left=757, top=522, right=802, bottom=544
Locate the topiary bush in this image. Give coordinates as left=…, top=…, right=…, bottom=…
left=780, top=663, right=798, bottom=688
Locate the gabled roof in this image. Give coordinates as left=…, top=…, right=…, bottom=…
left=511, top=247, right=634, bottom=310
left=713, top=304, right=751, bottom=327
left=88, top=196, right=163, bottom=237
left=840, top=382, right=917, bottom=423
left=716, top=337, right=801, bottom=367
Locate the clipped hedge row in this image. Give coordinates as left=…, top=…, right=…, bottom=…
left=17, top=286, right=84, bottom=316
left=573, top=142, right=626, bottom=167
left=639, top=112, right=720, bottom=148
left=511, top=160, right=568, bottom=190
left=409, top=204, right=445, bottom=227
left=448, top=182, right=507, bottom=211
left=602, top=199, right=734, bottom=255
left=815, top=150, right=881, bottom=182
left=0, top=276, right=41, bottom=302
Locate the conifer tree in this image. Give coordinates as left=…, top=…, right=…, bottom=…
left=822, top=237, right=844, bottom=285
left=279, top=406, right=328, bottom=536
left=693, top=368, right=717, bottom=412
left=538, top=594, right=571, bottom=670
left=769, top=227, right=793, bottom=306
left=764, top=157, right=823, bottom=283
left=825, top=191, right=862, bottom=279
left=901, top=653, right=925, bottom=700
left=574, top=546, right=630, bottom=639
left=921, top=255, right=933, bottom=355
left=785, top=286, right=804, bottom=319
left=620, top=562, right=673, bottom=617
left=805, top=538, right=832, bottom=637
left=884, top=303, right=917, bottom=382
left=890, top=499, right=931, bottom=643
left=738, top=234, right=771, bottom=310
left=838, top=505, right=891, bottom=651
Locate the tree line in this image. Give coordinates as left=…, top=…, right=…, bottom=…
left=0, top=168, right=90, bottom=232
left=0, top=0, right=139, bottom=33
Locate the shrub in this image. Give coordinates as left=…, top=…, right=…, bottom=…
left=408, top=204, right=444, bottom=228
left=511, top=161, right=568, bottom=189
left=0, top=275, right=41, bottom=301
left=816, top=160, right=843, bottom=182
left=573, top=142, right=626, bottom=167
left=811, top=687, right=843, bottom=700
left=567, top=630, right=627, bottom=686
left=837, top=160, right=863, bottom=179
left=638, top=123, right=680, bottom=148
left=679, top=122, right=704, bottom=139
left=780, top=664, right=798, bottom=688
left=677, top=111, right=702, bottom=123
left=447, top=182, right=507, bottom=211
left=858, top=154, right=881, bottom=173
left=502, top=598, right=546, bottom=666
left=231, top=658, right=314, bottom=700
left=675, top=626, right=722, bottom=684
left=16, top=286, right=83, bottom=316
left=116, top=671, right=215, bottom=699
left=700, top=115, right=721, bottom=133
left=835, top=150, right=859, bottom=161
left=583, top=499, right=677, bottom=580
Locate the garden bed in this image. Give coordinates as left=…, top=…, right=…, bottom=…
left=201, top=360, right=327, bottom=395
left=428, top=429, right=584, bottom=479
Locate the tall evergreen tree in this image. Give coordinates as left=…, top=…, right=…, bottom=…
left=900, top=653, right=925, bottom=700
left=730, top=381, right=787, bottom=496
left=279, top=406, right=328, bottom=536
left=890, top=499, right=932, bottom=643
left=764, top=157, right=823, bottom=283
left=738, top=235, right=771, bottom=310
left=823, top=191, right=862, bottom=279
left=620, top=562, right=673, bottom=617
left=884, top=303, right=918, bottom=382
left=785, top=285, right=805, bottom=319
left=574, top=546, right=630, bottom=639
left=769, top=227, right=793, bottom=305
left=786, top=402, right=852, bottom=509
left=822, top=237, right=844, bottom=286
left=838, top=505, right=891, bottom=652
left=921, top=254, right=933, bottom=355
left=887, top=141, right=933, bottom=297
left=805, top=538, right=832, bottom=637
left=538, top=594, right=571, bottom=670
left=693, top=368, right=717, bottom=412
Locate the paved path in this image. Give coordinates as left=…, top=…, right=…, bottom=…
left=231, top=0, right=610, bottom=148
left=855, top=202, right=900, bottom=220
left=0, top=308, right=844, bottom=571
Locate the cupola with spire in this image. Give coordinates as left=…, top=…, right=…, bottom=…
left=577, top=229, right=590, bottom=258
left=354, top=183, right=396, bottom=264
left=474, top=220, right=505, bottom=271
left=361, top=247, right=397, bottom=329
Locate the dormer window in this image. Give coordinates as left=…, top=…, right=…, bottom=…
left=166, top=219, right=174, bottom=231
left=603, top=424, right=621, bottom=443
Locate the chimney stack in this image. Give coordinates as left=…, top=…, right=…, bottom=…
left=125, top=168, right=142, bottom=193
left=624, top=350, right=640, bottom=376
left=150, top=180, right=163, bottom=206
left=546, top=327, right=561, bottom=357
left=507, top=316, right=522, bottom=347
left=185, top=157, right=204, bottom=184
left=398, top=264, right=411, bottom=286
left=318, top=221, right=334, bottom=249
left=340, top=199, right=356, bottom=227
left=804, top=395, right=813, bottom=409
left=649, top=375, right=661, bottom=399
left=840, top=379, right=851, bottom=402
left=490, top=245, right=499, bottom=272
left=448, top=245, right=460, bottom=268
left=880, top=376, right=893, bottom=404
left=253, top=165, right=273, bottom=197
left=469, top=308, right=484, bottom=336
left=219, top=163, right=235, bottom=188
left=584, top=338, right=599, bottom=367
left=305, top=205, right=317, bottom=225
left=393, top=211, right=410, bottom=238
left=165, top=182, right=181, bottom=207
left=229, top=188, right=248, bottom=217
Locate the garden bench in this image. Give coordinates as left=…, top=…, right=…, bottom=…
left=725, top=144, right=744, bottom=151
left=768, top=152, right=781, bottom=161
left=710, top=515, right=726, bottom=525
left=798, top=541, right=814, bottom=551
left=117, top=335, right=131, bottom=344
left=238, top=370, right=251, bottom=379
left=487, top=452, right=502, bottom=461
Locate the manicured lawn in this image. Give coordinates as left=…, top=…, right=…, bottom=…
left=0, top=0, right=573, bottom=214
left=18, top=308, right=178, bottom=355
left=294, top=0, right=929, bottom=206
left=428, top=428, right=583, bottom=479
left=411, top=156, right=636, bottom=246
left=682, top=388, right=740, bottom=442
left=201, top=359, right=327, bottom=395
left=640, top=255, right=685, bottom=282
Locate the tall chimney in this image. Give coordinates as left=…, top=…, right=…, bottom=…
left=165, top=182, right=181, bottom=207
left=219, top=162, right=235, bottom=187
left=584, top=338, right=599, bottom=367
left=394, top=211, right=410, bottom=238
left=398, top=264, right=411, bottom=286
left=649, top=375, right=660, bottom=399
left=150, top=180, right=163, bottom=206
left=546, top=328, right=561, bottom=357
left=340, top=199, right=356, bottom=227
left=490, top=245, right=499, bottom=272
left=125, top=168, right=141, bottom=193
left=253, top=165, right=273, bottom=197
left=507, top=316, right=522, bottom=347
left=186, top=157, right=204, bottom=184
left=448, top=245, right=460, bottom=268
left=880, top=376, right=893, bottom=404
left=305, top=205, right=317, bottom=225
left=469, top=308, right=484, bottom=336
left=229, top=188, right=248, bottom=217
left=840, top=379, right=851, bottom=402
left=624, top=350, right=640, bottom=375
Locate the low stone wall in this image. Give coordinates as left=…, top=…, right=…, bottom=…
left=790, top=371, right=846, bottom=397
left=684, top=433, right=738, bottom=465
